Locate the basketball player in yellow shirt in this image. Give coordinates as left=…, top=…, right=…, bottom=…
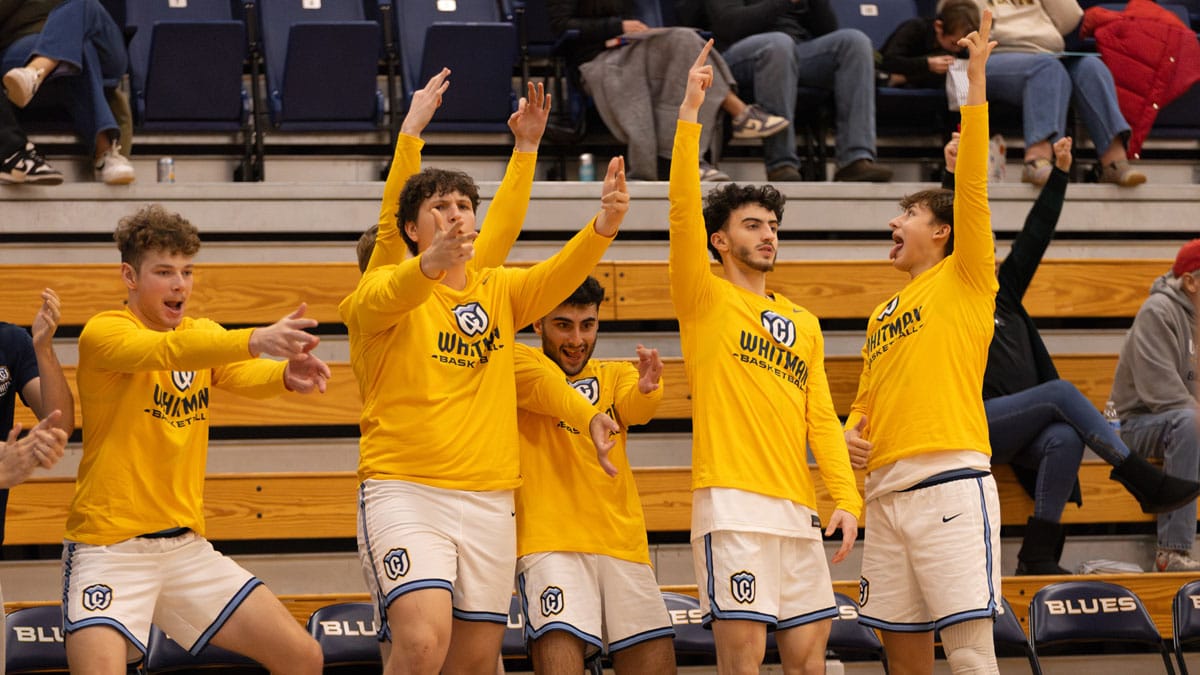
left=844, top=12, right=1001, bottom=674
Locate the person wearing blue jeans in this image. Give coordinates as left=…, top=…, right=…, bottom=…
left=0, top=0, right=134, bottom=184
left=945, top=133, right=1198, bottom=574
left=973, top=0, right=1144, bottom=187
left=700, top=0, right=892, bottom=183
left=1111, top=239, right=1200, bottom=572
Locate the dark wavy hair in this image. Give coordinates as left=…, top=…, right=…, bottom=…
left=397, top=168, right=480, bottom=255
left=900, top=188, right=955, bottom=256
left=701, top=183, right=786, bottom=263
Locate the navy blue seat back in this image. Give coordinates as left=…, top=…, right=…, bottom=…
left=397, top=0, right=518, bottom=131
left=832, top=0, right=918, bottom=49
left=258, top=0, right=382, bottom=129
left=828, top=592, right=887, bottom=664
left=125, top=0, right=247, bottom=129
left=1173, top=580, right=1200, bottom=674
left=1030, top=581, right=1175, bottom=673
left=143, top=624, right=265, bottom=674
left=993, top=597, right=1042, bottom=675
left=307, top=602, right=381, bottom=667
left=5, top=605, right=67, bottom=674
left=662, top=592, right=710, bottom=660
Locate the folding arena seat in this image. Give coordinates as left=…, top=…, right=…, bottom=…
left=1029, top=580, right=1175, bottom=674
left=1173, top=579, right=1200, bottom=674
left=142, top=624, right=265, bottom=674
left=503, top=594, right=532, bottom=671
left=5, top=605, right=68, bottom=674
left=124, top=0, right=248, bottom=130
left=257, top=0, right=383, bottom=130
left=827, top=592, right=888, bottom=669
left=993, top=597, right=1042, bottom=675
left=396, top=0, right=519, bottom=132
left=661, top=591, right=716, bottom=664
left=307, top=601, right=381, bottom=671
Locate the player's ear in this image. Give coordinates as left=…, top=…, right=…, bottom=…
left=120, top=262, right=137, bottom=290
left=710, top=230, right=729, bottom=253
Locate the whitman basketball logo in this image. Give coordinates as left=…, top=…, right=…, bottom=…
left=858, top=577, right=870, bottom=606
left=730, top=571, right=756, bottom=604
left=876, top=296, right=900, bottom=321
left=540, top=587, right=565, bottom=616
left=760, top=310, right=796, bottom=348
left=383, top=548, right=410, bottom=580
left=452, top=302, right=490, bottom=337
left=0, top=365, right=9, bottom=397
left=81, top=584, right=113, bottom=611
left=172, top=370, right=195, bottom=392
left=571, top=377, right=600, bottom=405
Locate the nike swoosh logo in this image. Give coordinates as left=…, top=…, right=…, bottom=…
left=942, top=514, right=961, bottom=523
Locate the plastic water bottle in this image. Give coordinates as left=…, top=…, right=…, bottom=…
left=1103, top=399, right=1121, bottom=433
left=578, top=153, right=595, bottom=182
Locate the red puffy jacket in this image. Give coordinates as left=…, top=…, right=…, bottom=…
left=1081, top=0, right=1200, bottom=156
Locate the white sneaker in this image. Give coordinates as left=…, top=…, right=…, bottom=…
left=94, top=145, right=135, bottom=185
left=3, top=66, right=45, bottom=108
left=1156, top=548, right=1200, bottom=572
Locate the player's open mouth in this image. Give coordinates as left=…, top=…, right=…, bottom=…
left=562, top=347, right=583, bottom=360
left=889, top=233, right=904, bottom=260
left=165, top=300, right=184, bottom=312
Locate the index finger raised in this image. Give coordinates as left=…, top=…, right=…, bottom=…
left=692, top=39, right=714, bottom=69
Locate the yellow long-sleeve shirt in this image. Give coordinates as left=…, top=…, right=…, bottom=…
left=513, top=344, right=662, bottom=563
left=667, top=120, right=862, bottom=519
left=68, top=309, right=287, bottom=545
left=846, top=103, right=998, bottom=473
left=342, top=221, right=614, bottom=490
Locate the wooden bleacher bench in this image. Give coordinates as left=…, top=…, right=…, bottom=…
left=0, top=258, right=1168, bottom=325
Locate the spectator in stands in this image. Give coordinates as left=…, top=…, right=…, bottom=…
left=0, top=95, right=61, bottom=183
left=698, top=0, right=893, bottom=182
left=548, top=0, right=789, bottom=181
left=340, top=78, right=625, bottom=671
left=0, top=0, right=135, bottom=184
left=943, top=134, right=1200, bottom=575
left=63, top=205, right=330, bottom=670
left=1111, top=239, right=1200, bottom=572
left=672, top=41, right=861, bottom=673
left=513, top=277, right=675, bottom=673
left=0, top=288, right=72, bottom=667
left=973, top=0, right=1145, bottom=187
left=879, top=0, right=979, bottom=89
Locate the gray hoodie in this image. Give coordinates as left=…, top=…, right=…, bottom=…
left=1112, top=272, right=1197, bottom=418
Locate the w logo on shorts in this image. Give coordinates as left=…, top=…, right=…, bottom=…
left=540, top=586, right=565, bottom=616
left=81, top=584, right=113, bottom=611
left=383, top=548, right=410, bottom=580
left=859, top=577, right=870, bottom=606
left=730, top=571, right=756, bottom=604
left=571, top=377, right=600, bottom=405
left=172, top=370, right=195, bottom=392
left=760, top=311, right=796, bottom=348
left=452, top=302, right=490, bottom=337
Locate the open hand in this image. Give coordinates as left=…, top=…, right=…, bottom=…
left=400, top=67, right=450, bottom=137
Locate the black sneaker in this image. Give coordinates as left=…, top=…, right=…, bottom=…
left=0, top=143, right=63, bottom=185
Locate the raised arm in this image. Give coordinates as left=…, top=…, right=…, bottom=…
left=669, top=41, right=720, bottom=321
left=999, top=137, right=1072, bottom=301
left=24, top=289, right=73, bottom=436
left=472, top=81, right=551, bottom=270
left=509, top=158, right=623, bottom=328
left=950, top=10, right=998, bottom=294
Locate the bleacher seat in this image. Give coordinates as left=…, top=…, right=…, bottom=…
left=306, top=601, right=381, bottom=669
left=5, top=605, right=67, bottom=674
left=257, top=0, right=383, bottom=130
left=142, top=624, right=265, bottom=674
left=503, top=594, right=531, bottom=670
left=1029, top=581, right=1175, bottom=673
left=396, top=0, right=518, bottom=132
left=994, top=597, right=1042, bottom=675
left=662, top=592, right=714, bottom=664
left=827, top=592, right=888, bottom=668
left=124, top=0, right=248, bottom=130
left=1173, top=579, right=1200, bottom=674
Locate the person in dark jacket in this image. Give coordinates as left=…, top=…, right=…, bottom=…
left=944, top=134, right=1200, bottom=575
left=879, top=0, right=978, bottom=89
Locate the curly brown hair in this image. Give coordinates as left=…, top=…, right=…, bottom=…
left=702, top=183, right=786, bottom=263
left=397, top=169, right=480, bottom=256
left=114, top=204, right=201, bottom=270
left=899, top=188, right=955, bottom=256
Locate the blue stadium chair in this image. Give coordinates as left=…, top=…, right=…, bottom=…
left=142, top=624, right=265, bottom=674
left=1029, top=581, right=1175, bottom=674
left=307, top=601, right=381, bottom=669
left=993, top=597, right=1042, bottom=675
left=662, top=591, right=713, bottom=664
left=827, top=592, right=888, bottom=670
left=503, top=593, right=532, bottom=670
left=1173, top=579, right=1200, bottom=674
left=395, top=0, right=519, bottom=132
left=5, top=605, right=68, bottom=674
left=124, top=0, right=248, bottom=130
left=257, top=0, right=383, bottom=130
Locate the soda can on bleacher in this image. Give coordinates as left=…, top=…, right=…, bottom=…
left=578, top=153, right=595, bottom=182
left=157, top=157, right=175, bottom=183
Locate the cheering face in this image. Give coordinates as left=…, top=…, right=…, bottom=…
left=888, top=202, right=949, bottom=274
left=122, top=250, right=194, bottom=332
left=535, top=303, right=600, bottom=377
left=715, top=203, right=779, bottom=273
left=405, top=190, right=478, bottom=254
